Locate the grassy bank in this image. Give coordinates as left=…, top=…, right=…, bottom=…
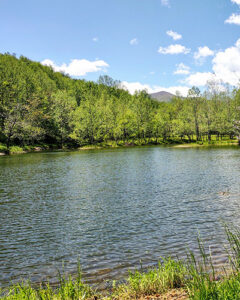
left=0, top=143, right=63, bottom=155
left=2, top=227, right=240, bottom=299
left=0, top=136, right=238, bottom=155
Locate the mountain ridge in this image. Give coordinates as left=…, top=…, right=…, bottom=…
left=150, top=91, right=175, bottom=102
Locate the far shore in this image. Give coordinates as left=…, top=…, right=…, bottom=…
left=172, top=141, right=239, bottom=148
left=0, top=139, right=239, bottom=156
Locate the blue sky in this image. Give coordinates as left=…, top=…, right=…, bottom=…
left=0, top=0, right=240, bottom=95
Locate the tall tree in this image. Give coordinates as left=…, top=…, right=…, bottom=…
left=51, top=90, right=77, bottom=148
left=188, top=86, right=202, bottom=141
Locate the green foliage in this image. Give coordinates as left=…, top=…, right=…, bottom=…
left=185, top=228, right=240, bottom=300
left=51, top=90, right=77, bottom=147
left=0, top=265, right=95, bottom=300
left=9, top=146, right=24, bottom=154
left=111, top=258, right=187, bottom=299
left=110, top=227, right=240, bottom=300
left=0, top=53, right=240, bottom=150
left=0, top=280, right=94, bottom=300
left=0, top=143, right=7, bottom=152
left=3, top=227, right=240, bottom=299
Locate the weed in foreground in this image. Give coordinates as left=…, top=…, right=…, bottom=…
left=3, top=226, right=240, bottom=299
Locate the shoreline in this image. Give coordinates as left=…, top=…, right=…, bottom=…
left=0, top=258, right=236, bottom=300
left=172, top=142, right=239, bottom=148
left=1, top=226, right=240, bottom=299
left=0, top=139, right=239, bottom=156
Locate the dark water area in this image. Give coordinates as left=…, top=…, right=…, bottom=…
left=1, top=146, right=240, bottom=287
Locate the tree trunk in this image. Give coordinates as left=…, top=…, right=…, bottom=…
left=208, top=132, right=211, bottom=141
left=6, top=135, right=11, bottom=154
left=195, top=119, right=200, bottom=141
left=61, top=135, right=63, bottom=149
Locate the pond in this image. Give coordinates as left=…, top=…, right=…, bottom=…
left=1, top=146, right=240, bottom=287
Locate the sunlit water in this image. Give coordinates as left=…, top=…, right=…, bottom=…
left=1, top=146, right=240, bottom=287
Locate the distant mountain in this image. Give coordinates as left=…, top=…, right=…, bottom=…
left=150, top=91, right=175, bottom=102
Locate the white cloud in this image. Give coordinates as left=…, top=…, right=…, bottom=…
left=231, top=0, right=240, bottom=5
left=212, top=38, right=240, bottom=86
left=122, top=38, right=240, bottom=92
left=184, top=38, right=240, bottom=87
left=185, top=72, right=215, bottom=86
left=121, top=81, right=190, bottom=97
left=194, top=46, right=214, bottom=60
left=161, top=0, right=170, bottom=7
left=225, top=13, right=240, bottom=25
left=130, top=38, right=138, bottom=45
left=121, top=81, right=152, bottom=94
left=92, top=37, right=99, bottom=42
left=174, top=63, right=190, bottom=75
left=41, top=58, right=109, bottom=76
left=166, top=30, right=182, bottom=40
left=158, top=44, right=190, bottom=54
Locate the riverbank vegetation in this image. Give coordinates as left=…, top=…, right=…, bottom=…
left=1, top=226, right=240, bottom=299
left=1, top=53, right=240, bottom=154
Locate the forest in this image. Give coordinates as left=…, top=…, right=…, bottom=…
left=0, top=53, right=240, bottom=152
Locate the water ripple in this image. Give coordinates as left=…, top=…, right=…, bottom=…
left=0, top=146, right=240, bottom=286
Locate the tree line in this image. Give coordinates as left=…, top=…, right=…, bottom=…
left=0, top=53, right=240, bottom=150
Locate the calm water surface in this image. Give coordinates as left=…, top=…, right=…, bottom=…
left=1, top=146, right=240, bottom=287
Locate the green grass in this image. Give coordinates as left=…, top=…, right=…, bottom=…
left=0, top=143, right=7, bottom=152
left=109, top=227, right=240, bottom=299
left=0, top=264, right=95, bottom=300
left=78, top=136, right=237, bottom=151
left=3, top=226, right=240, bottom=299
left=0, top=143, right=65, bottom=154
left=9, top=145, right=25, bottom=154
left=109, top=258, right=188, bottom=299
left=0, top=279, right=95, bottom=300
left=0, top=135, right=238, bottom=155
